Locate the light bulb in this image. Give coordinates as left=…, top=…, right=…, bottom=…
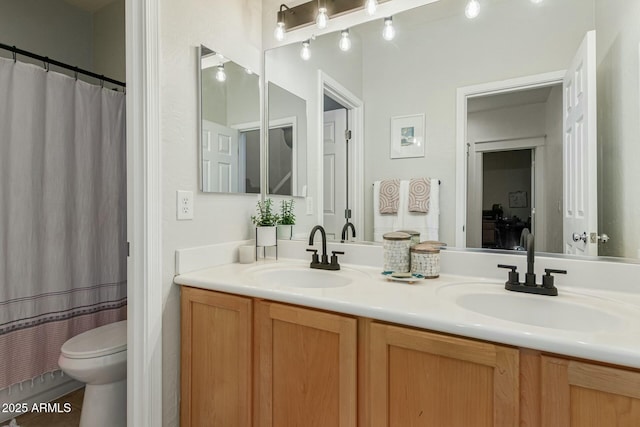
left=316, top=7, right=328, bottom=29
left=274, top=22, right=285, bottom=41
left=465, top=0, right=480, bottom=19
left=339, top=29, right=351, bottom=52
left=300, top=40, right=311, bottom=61
left=365, top=0, right=378, bottom=15
left=530, top=0, right=543, bottom=3
left=215, top=65, right=226, bottom=82
left=245, top=68, right=253, bottom=75
left=382, top=17, right=395, bottom=41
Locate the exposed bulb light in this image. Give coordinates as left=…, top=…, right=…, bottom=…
left=530, top=0, right=543, bottom=3
left=382, top=17, right=395, bottom=41
left=300, top=40, right=311, bottom=60
left=316, top=6, right=328, bottom=29
left=339, top=29, right=352, bottom=51
left=215, top=64, right=226, bottom=82
left=245, top=68, right=253, bottom=75
left=365, top=0, right=378, bottom=15
left=274, top=22, right=285, bottom=41
left=465, top=0, right=480, bottom=19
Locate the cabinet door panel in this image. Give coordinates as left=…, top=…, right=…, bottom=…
left=370, top=322, right=519, bottom=427
left=256, top=301, right=357, bottom=427
left=541, top=356, right=640, bottom=427
left=181, top=287, right=252, bottom=427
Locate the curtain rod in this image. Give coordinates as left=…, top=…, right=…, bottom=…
left=0, top=42, right=126, bottom=88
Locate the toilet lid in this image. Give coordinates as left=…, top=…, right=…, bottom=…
left=61, top=320, right=127, bottom=359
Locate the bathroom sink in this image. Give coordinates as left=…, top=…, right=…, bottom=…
left=438, top=282, right=628, bottom=332
left=250, top=265, right=354, bottom=288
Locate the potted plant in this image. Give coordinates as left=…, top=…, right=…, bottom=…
left=277, top=199, right=296, bottom=240
left=251, top=198, right=280, bottom=247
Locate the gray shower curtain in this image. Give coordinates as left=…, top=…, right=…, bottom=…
left=0, top=57, right=127, bottom=389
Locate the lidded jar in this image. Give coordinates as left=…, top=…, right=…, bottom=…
left=383, top=232, right=411, bottom=273
left=397, top=229, right=420, bottom=247
left=410, top=243, right=441, bottom=278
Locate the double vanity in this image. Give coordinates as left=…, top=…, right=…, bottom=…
left=175, top=244, right=640, bottom=426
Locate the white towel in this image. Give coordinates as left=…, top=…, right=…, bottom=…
left=373, top=180, right=402, bottom=242
left=401, top=178, right=440, bottom=242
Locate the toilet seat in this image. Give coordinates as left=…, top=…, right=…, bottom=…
left=61, top=320, right=127, bottom=359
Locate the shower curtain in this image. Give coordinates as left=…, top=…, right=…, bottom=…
left=0, top=57, right=127, bottom=390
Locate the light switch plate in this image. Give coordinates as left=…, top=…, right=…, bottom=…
left=177, top=190, right=194, bottom=220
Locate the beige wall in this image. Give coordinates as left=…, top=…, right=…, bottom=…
left=93, top=0, right=125, bottom=82
left=159, top=0, right=262, bottom=424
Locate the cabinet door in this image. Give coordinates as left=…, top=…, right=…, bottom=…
left=369, top=322, right=519, bottom=427
left=255, top=301, right=357, bottom=427
left=541, top=355, right=640, bottom=426
left=181, top=287, right=252, bottom=427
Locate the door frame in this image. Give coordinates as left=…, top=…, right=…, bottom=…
left=318, top=71, right=364, bottom=234
left=126, top=0, right=163, bottom=426
left=455, top=70, right=565, bottom=247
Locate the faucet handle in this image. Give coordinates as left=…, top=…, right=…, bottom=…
left=306, top=248, right=319, bottom=264
left=543, top=268, right=566, bottom=289
left=332, top=251, right=345, bottom=256
left=330, top=251, right=344, bottom=269
left=497, top=264, right=520, bottom=285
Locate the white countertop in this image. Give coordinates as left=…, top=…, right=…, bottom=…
left=174, top=258, right=640, bottom=369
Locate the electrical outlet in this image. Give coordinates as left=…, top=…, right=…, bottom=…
left=177, top=190, right=194, bottom=220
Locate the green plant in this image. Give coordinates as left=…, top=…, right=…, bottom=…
left=280, top=199, right=296, bottom=225
left=251, top=198, right=280, bottom=226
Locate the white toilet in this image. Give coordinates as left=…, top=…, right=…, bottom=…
left=58, top=320, right=127, bottom=427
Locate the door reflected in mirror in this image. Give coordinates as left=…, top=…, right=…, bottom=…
left=199, top=45, right=260, bottom=194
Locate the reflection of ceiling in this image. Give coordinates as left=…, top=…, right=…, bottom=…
left=467, top=86, right=555, bottom=113
left=64, top=0, right=117, bottom=13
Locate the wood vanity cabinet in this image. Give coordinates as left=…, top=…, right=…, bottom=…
left=540, top=355, right=640, bottom=426
left=180, top=287, right=253, bottom=427
left=369, top=322, right=519, bottom=427
left=254, top=300, right=358, bottom=427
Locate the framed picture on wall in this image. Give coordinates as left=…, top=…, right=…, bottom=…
left=390, top=114, right=425, bottom=159
left=508, top=191, right=528, bottom=208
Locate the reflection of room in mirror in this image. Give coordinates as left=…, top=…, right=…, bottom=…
left=264, top=0, right=640, bottom=260
left=199, top=45, right=260, bottom=194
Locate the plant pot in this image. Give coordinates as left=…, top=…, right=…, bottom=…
left=277, top=224, right=293, bottom=240
left=256, top=226, right=277, bottom=247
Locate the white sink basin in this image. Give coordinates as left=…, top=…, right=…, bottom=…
left=249, top=265, right=354, bottom=288
left=438, top=282, right=629, bottom=332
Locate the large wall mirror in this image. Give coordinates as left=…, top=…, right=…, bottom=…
left=199, top=45, right=261, bottom=194
left=265, top=0, right=640, bottom=261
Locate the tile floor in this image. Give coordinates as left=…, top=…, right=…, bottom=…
left=13, top=388, right=84, bottom=427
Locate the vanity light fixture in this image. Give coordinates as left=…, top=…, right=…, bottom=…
left=365, top=0, right=378, bottom=15
left=215, top=64, right=226, bottom=82
left=339, top=29, right=352, bottom=51
left=465, top=0, right=480, bottom=19
left=382, top=16, right=395, bottom=41
left=316, top=0, right=329, bottom=29
left=301, top=40, right=312, bottom=60
left=274, top=4, right=290, bottom=41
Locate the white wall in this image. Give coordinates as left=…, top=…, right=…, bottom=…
left=159, top=0, right=262, bottom=424
left=361, top=0, right=594, bottom=244
left=595, top=0, right=640, bottom=259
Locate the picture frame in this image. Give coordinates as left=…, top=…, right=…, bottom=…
left=390, top=114, right=425, bottom=159
left=508, top=191, right=528, bottom=208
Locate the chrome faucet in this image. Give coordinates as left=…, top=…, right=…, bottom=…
left=307, top=225, right=343, bottom=270
left=340, top=222, right=356, bottom=243
left=498, top=233, right=567, bottom=296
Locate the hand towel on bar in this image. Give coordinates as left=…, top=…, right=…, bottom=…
left=402, top=178, right=440, bottom=241
left=408, top=177, right=431, bottom=213
left=378, top=179, right=400, bottom=214
left=373, top=180, right=402, bottom=242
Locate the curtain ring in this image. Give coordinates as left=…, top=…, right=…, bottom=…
left=100, top=76, right=105, bottom=88
left=74, top=66, right=79, bottom=81
left=43, top=57, right=50, bottom=72
left=12, top=46, right=17, bottom=62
